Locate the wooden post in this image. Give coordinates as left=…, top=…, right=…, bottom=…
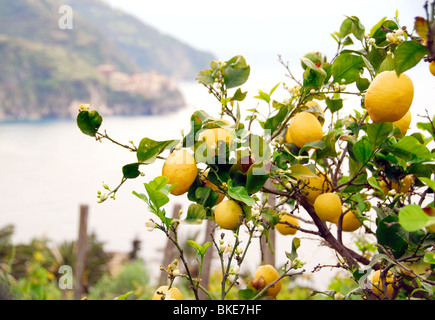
left=261, top=180, right=276, bottom=267
left=73, top=204, right=88, bottom=300
left=159, top=203, right=181, bottom=285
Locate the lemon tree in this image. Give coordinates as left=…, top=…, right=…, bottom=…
left=77, top=2, right=435, bottom=301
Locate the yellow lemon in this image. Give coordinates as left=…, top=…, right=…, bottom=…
left=305, top=100, right=325, bottom=125
left=299, top=174, right=332, bottom=205
left=369, top=270, right=395, bottom=299
left=276, top=214, right=299, bottom=235
left=288, top=112, right=323, bottom=148
left=199, top=127, right=233, bottom=155
left=380, top=175, right=413, bottom=196
left=430, top=61, right=435, bottom=76
left=337, top=210, right=362, bottom=232
left=393, top=109, right=411, bottom=137
left=423, top=206, right=435, bottom=233
left=365, top=70, right=414, bottom=123
left=214, top=200, right=243, bottom=230
left=253, top=264, right=281, bottom=299
left=162, top=149, right=197, bottom=196
left=152, top=286, right=184, bottom=300
left=314, top=193, right=342, bottom=223
left=285, top=126, right=294, bottom=144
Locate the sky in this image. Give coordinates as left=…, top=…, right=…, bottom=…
left=103, top=0, right=433, bottom=118
left=104, top=0, right=425, bottom=61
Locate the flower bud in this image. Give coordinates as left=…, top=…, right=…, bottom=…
left=79, top=104, right=90, bottom=112
left=231, top=265, right=240, bottom=275
left=386, top=32, right=395, bottom=43
left=395, top=28, right=404, bottom=36
left=172, top=269, right=180, bottom=277
left=145, top=219, right=157, bottom=231
left=334, top=292, right=344, bottom=300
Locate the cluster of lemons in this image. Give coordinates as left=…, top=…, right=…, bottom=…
left=152, top=62, right=428, bottom=299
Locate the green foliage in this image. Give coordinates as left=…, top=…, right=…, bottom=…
left=87, top=259, right=151, bottom=300
left=0, top=225, right=113, bottom=300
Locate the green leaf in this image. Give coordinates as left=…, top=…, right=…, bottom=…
left=231, top=88, right=247, bottom=102
left=287, top=164, right=317, bottom=178
left=331, top=53, right=365, bottom=84
left=238, top=288, right=256, bottom=300
left=223, top=55, right=251, bottom=89
left=369, top=17, right=387, bottom=37
left=122, top=163, right=142, bottom=179
left=356, top=74, right=370, bottom=92
left=193, top=186, right=218, bottom=209
left=394, top=41, right=429, bottom=76
left=77, top=110, right=102, bottom=137
left=394, top=136, right=433, bottom=160
left=399, top=204, right=435, bottom=232
left=325, top=97, right=343, bottom=113
left=269, top=82, right=280, bottom=96
left=148, top=176, right=171, bottom=192
left=132, top=191, right=148, bottom=203
left=137, top=138, right=178, bottom=163
left=367, top=122, right=393, bottom=146
left=196, top=69, right=215, bottom=86
left=378, top=54, right=394, bottom=73
left=254, top=90, right=271, bottom=104
left=418, top=177, right=435, bottom=191
left=144, top=176, right=171, bottom=209
left=301, top=58, right=328, bottom=90
left=424, top=252, right=435, bottom=264
left=376, top=215, right=408, bottom=259
left=299, top=140, right=326, bottom=154
left=187, top=240, right=211, bottom=257
left=261, top=208, right=280, bottom=228
left=285, top=237, right=301, bottom=261
left=339, top=16, right=365, bottom=41
left=246, top=162, right=269, bottom=194
left=353, top=137, right=374, bottom=163
left=187, top=240, right=202, bottom=254
left=264, top=105, right=289, bottom=135
left=183, top=111, right=209, bottom=147
left=417, top=120, right=435, bottom=139
left=227, top=181, right=256, bottom=206
left=201, top=242, right=212, bottom=256
left=114, top=291, right=133, bottom=300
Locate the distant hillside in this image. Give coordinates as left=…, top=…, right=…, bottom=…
left=68, top=0, right=215, bottom=80
left=0, top=0, right=214, bottom=120
left=0, top=0, right=138, bottom=74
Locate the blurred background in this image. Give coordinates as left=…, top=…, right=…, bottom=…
left=0, top=0, right=433, bottom=300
